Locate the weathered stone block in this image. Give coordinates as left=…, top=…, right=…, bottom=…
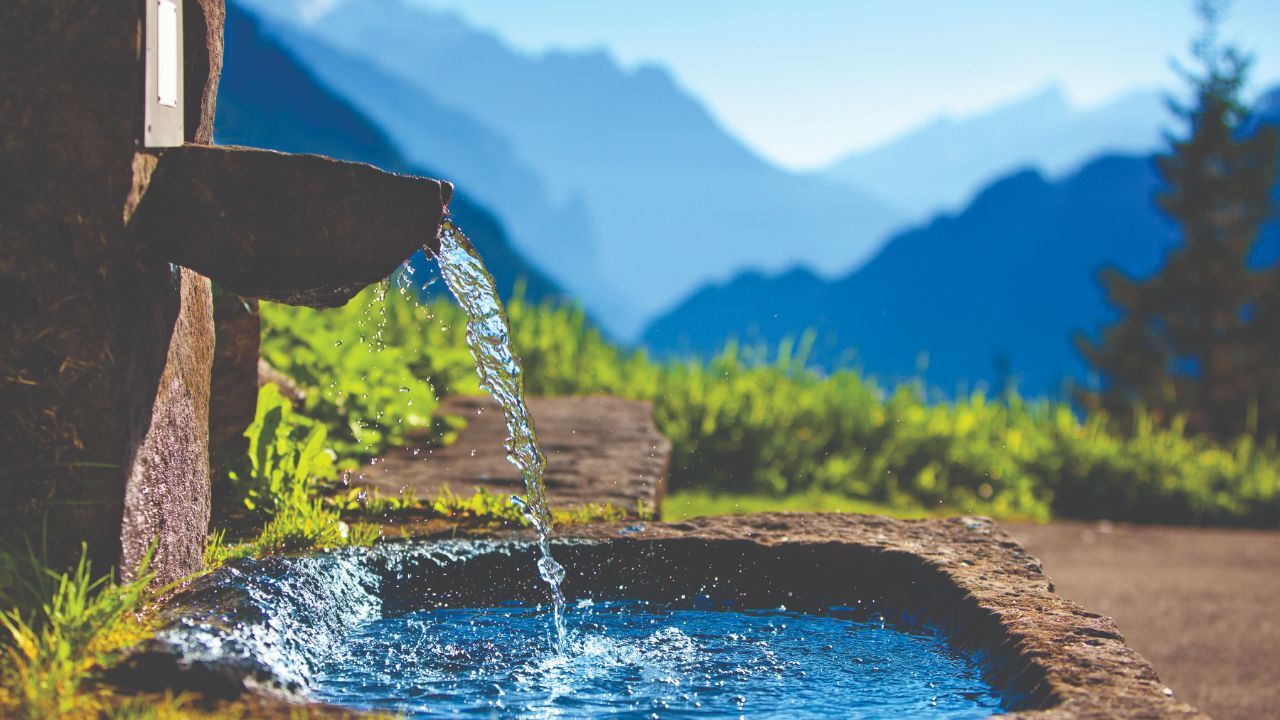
left=133, top=145, right=451, bottom=308
left=359, top=395, right=670, bottom=517
left=209, top=292, right=260, bottom=451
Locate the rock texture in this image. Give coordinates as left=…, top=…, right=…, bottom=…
left=133, top=145, right=452, bottom=308
left=357, top=395, right=670, bottom=516
left=119, top=269, right=216, bottom=582
left=209, top=293, right=260, bottom=450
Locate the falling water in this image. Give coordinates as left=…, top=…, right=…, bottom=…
left=433, top=220, right=567, bottom=648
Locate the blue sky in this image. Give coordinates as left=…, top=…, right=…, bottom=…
left=404, top=0, right=1280, bottom=170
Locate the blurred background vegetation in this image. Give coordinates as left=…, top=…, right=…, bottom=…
left=248, top=6, right=1280, bottom=529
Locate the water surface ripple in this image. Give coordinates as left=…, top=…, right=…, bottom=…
left=312, top=600, right=1003, bottom=719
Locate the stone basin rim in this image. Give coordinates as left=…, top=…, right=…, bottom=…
left=128, top=513, right=1206, bottom=719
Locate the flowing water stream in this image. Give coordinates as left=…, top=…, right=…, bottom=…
left=433, top=219, right=568, bottom=648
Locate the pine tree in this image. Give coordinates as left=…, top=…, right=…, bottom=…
left=1078, top=0, right=1279, bottom=438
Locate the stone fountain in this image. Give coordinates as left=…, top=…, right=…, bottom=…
left=0, top=0, right=451, bottom=583
left=0, top=5, right=1215, bottom=718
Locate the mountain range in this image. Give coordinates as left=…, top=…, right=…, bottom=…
left=818, top=85, right=1168, bottom=221
left=218, top=0, right=1277, bottom=395
left=232, top=0, right=904, bottom=339
left=645, top=92, right=1280, bottom=395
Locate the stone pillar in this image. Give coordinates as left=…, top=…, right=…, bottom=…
left=0, top=1, right=219, bottom=583
left=209, top=292, right=260, bottom=453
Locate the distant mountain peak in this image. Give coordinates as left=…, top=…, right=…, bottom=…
left=647, top=99, right=1280, bottom=394
left=819, top=83, right=1166, bottom=220
left=1011, top=82, right=1072, bottom=112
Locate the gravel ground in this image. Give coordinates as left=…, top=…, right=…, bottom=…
left=1006, top=521, right=1280, bottom=720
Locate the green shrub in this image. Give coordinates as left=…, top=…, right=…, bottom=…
left=228, top=384, right=336, bottom=516
left=1036, top=412, right=1280, bottom=525
left=219, top=384, right=383, bottom=558
left=260, top=284, right=474, bottom=465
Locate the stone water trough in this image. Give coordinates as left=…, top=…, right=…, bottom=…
left=117, top=515, right=1206, bottom=719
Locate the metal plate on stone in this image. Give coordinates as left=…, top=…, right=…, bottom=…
left=144, top=0, right=184, bottom=146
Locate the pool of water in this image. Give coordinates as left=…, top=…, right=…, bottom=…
left=311, top=600, right=1002, bottom=719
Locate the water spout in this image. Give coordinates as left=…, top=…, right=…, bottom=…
left=133, top=144, right=454, bottom=308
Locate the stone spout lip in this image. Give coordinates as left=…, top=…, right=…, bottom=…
left=132, top=144, right=453, bottom=307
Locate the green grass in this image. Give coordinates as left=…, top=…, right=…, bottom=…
left=662, top=490, right=1050, bottom=523
left=207, top=386, right=390, bottom=567
left=253, top=500, right=380, bottom=555
left=0, top=546, right=161, bottom=719
left=665, top=491, right=956, bottom=521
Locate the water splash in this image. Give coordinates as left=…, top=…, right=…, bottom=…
left=312, top=600, right=1004, bottom=719
left=433, top=220, right=567, bottom=648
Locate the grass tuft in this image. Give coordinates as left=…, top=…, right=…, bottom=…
left=0, top=545, right=159, bottom=719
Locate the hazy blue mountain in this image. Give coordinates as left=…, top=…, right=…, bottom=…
left=820, top=85, right=1168, bottom=221
left=645, top=99, right=1280, bottom=395
left=216, top=2, right=561, bottom=304
left=229, top=8, right=631, bottom=326
left=234, top=0, right=903, bottom=339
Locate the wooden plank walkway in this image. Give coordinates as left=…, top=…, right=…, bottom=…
left=355, top=395, right=670, bottom=517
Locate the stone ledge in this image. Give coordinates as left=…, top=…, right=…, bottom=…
left=133, top=144, right=452, bottom=308
left=357, top=395, right=670, bottom=517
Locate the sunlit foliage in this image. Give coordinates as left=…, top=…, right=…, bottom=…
left=262, top=287, right=1280, bottom=526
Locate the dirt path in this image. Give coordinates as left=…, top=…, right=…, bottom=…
left=1006, top=521, right=1280, bottom=720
